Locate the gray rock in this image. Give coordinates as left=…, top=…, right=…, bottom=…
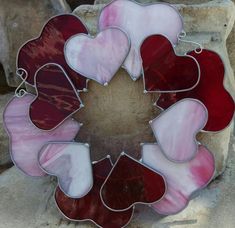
left=0, top=134, right=234, bottom=227
left=73, top=0, right=235, bottom=176
left=0, top=0, right=71, bottom=87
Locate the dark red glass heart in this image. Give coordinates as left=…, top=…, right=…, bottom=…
left=157, top=49, right=235, bottom=132
left=17, top=14, right=88, bottom=90
left=55, top=157, right=134, bottom=228
left=140, top=34, right=199, bottom=92
left=100, top=153, right=166, bottom=211
left=30, top=63, right=82, bottom=130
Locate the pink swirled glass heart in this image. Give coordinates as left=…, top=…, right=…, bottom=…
left=142, top=144, right=215, bottom=215
left=99, top=0, right=183, bottom=79
left=3, top=94, right=80, bottom=177
left=64, top=28, right=130, bottom=85
left=150, top=99, right=207, bottom=162
left=39, top=142, right=93, bottom=198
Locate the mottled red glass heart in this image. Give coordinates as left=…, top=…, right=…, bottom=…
left=141, top=34, right=199, bottom=92
left=157, top=49, right=235, bottom=132
left=17, top=14, right=88, bottom=90
left=100, top=153, right=166, bottom=211
left=30, top=63, right=82, bottom=131
left=55, top=157, right=134, bottom=228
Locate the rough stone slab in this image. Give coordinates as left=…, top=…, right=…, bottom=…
left=0, top=0, right=71, bottom=87
left=0, top=134, right=234, bottom=227
left=73, top=1, right=235, bottom=176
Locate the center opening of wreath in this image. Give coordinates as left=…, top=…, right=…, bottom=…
left=75, top=69, right=160, bottom=162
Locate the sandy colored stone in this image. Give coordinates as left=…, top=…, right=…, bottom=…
left=75, top=70, right=160, bottom=161
left=0, top=0, right=71, bottom=87
left=74, top=0, right=235, bottom=175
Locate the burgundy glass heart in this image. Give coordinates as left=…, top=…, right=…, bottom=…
left=17, top=14, right=88, bottom=90
left=100, top=153, right=166, bottom=211
left=157, top=49, right=235, bottom=131
left=141, top=34, right=200, bottom=92
left=55, top=157, right=134, bottom=227
left=30, top=63, right=82, bottom=130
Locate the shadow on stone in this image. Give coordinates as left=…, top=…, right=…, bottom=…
left=0, top=63, right=15, bottom=95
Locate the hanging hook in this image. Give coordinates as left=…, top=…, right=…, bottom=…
left=178, top=30, right=186, bottom=38
left=178, top=31, right=203, bottom=54
left=15, top=68, right=28, bottom=97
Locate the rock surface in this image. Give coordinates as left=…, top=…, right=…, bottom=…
left=75, top=71, right=159, bottom=161
left=0, top=0, right=71, bottom=87
left=73, top=0, right=235, bottom=176
left=0, top=134, right=234, bottom=228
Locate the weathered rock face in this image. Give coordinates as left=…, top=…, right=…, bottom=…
left=0, top=0, right=71, bottom=87
left=73, top=0, right=235, bottom=176
left=75, top=70, right=160, bottom=161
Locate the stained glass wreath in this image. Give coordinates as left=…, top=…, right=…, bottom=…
left=3, top=0, right=235, bottom=227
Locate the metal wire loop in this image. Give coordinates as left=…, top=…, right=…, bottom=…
left=178, top=31, right=203, bottom=54
left=15, top=68, right=28, bottom=97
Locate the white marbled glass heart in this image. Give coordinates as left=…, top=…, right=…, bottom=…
left=99, top=0, right=183, bottom=79
left=64, top=27, right=130, bottom=85
left=150, top=99, right=208, bottom=162
left=142, top=143, right=215, bottom=215
left=39, top=142, right=93, bottom=198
